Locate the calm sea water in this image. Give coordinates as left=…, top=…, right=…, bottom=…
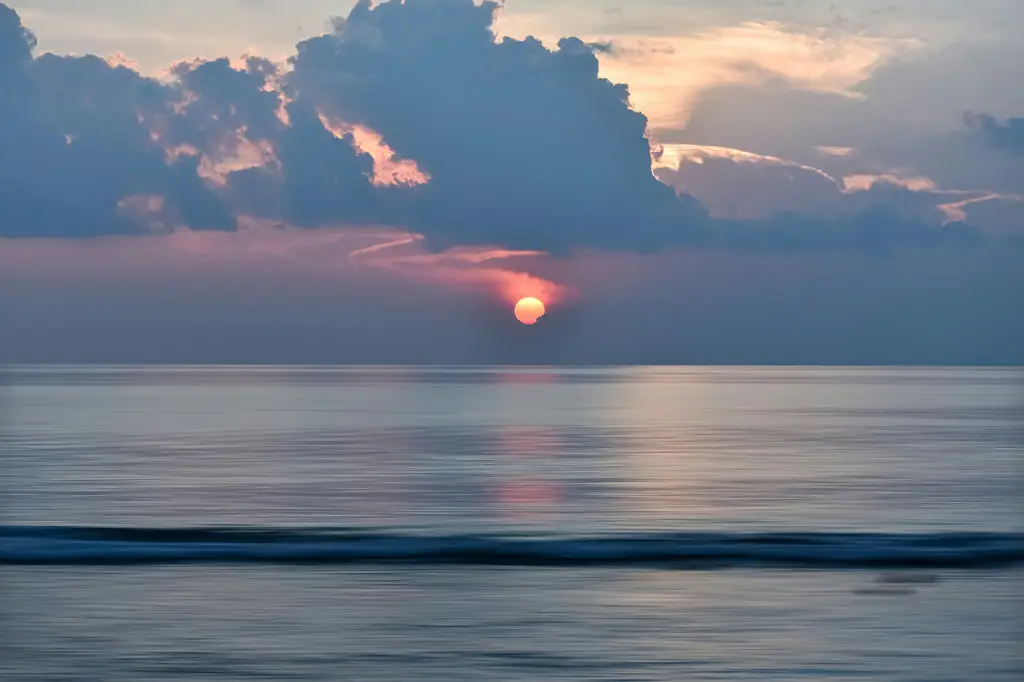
left=1, top=366, right=1022, bottom=680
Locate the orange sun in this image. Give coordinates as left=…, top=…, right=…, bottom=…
left=514, top=297, right=546, bottom=325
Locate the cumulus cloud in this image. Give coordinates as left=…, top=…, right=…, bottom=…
left=0, top=0, right=1010, bottom=255
left=286, top=0, right=709, bottom=252
left=0, top=2, right=33, bottom=64
left=0, top=6, right=236, bottom=237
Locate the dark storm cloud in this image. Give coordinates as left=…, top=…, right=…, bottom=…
left=965, top=113, right=1024, bottom=155
left=0, top=0, right=1003, bottom=253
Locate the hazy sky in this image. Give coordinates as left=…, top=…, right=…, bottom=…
left=1, top=0, right=1021, bottom=364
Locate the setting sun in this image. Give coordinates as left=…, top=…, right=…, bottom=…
left=514, top=297, right=546, bottom=325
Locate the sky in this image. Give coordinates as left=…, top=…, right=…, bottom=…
left=1, top=0, right=1022, bottom=364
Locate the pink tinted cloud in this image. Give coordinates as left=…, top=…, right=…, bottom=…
left=347, top=233, right=571, bottom=306
left=318, top=113, right=430, bottom=187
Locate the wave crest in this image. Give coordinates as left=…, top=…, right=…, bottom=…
left=3, top=527, right=1022, bottom=568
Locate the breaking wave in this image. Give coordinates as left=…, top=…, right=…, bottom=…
left=2, top=527, right=1022, bottom=568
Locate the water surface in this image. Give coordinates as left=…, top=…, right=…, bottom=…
left=1, top=366, right=1021, bottom=680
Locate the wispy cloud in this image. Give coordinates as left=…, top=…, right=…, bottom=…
left=816, top=146, right=858, bottom=157
left=349, top=233, right=570, bottom=306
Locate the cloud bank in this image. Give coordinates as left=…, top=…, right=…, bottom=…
left=0, top=0, right=1006, bottom=255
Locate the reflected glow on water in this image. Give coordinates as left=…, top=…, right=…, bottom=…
left=1, top=366, right=1021, bottom=681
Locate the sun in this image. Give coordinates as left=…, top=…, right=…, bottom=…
left=514, top=297, right=546, bottom=325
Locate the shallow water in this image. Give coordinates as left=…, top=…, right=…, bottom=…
left=1, top=366, right=1022, bottom=680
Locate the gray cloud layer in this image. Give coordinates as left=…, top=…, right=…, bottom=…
left=0, top=0, right=1011, bottom=253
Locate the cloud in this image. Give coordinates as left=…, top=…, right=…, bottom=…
left=163, top=56, right=286, bottom=152
left=287, top=0, right=707, bottom=253
left=951, top=195, right=1024, bottom=238
left=965, top=113, right=1024, bottom=156
left=654, top=144, right=1024, bottom=245
left=576, top=23, right=910, bottom=132
left=670, top=39, right=1024, bottom=196
left=0, top=0, right=1010, bottom=257
left=349, top=235, right=571, bottom=307
left=224, top=102, right=385, bottom=227
left=0, top=4, right=235, bottom=237
left=0, top=2, right=34, bottom=65
left=654, top=144, right=840, bottom=219
left=318, top=114, right=430, bottom=188
left=1, top=1, right=1019, bottom=365
left=816, top=146, right=857, bottom=157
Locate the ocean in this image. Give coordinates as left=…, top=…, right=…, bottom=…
left=1, top=366, right=1021, bottom=680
